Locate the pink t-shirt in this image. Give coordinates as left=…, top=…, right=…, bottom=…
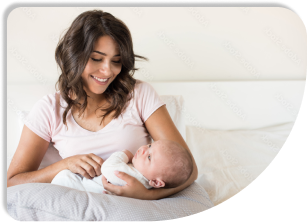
left=25, top=80, right=166, bottom=161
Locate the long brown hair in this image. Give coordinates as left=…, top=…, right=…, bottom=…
left=55, top=10, right=148, bottom=126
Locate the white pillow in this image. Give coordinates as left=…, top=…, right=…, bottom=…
left=12, top=95, right=185, bottom=169
left=7, top=181, right=213, bottom=220
left=188, top=122, right=294, bottom=206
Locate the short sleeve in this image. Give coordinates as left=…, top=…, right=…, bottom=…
left=135, top=80, right=166, bottom=123
left=24, top=94, right=55, bottom=142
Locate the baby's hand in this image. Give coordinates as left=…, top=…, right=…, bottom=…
left=122, top=149, right=134, bottom=163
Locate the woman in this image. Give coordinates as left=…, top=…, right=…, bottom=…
left=7, top=10, right=198, bottom=200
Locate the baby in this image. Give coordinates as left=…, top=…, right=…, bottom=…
left=51, top=139, right=193, bottom=193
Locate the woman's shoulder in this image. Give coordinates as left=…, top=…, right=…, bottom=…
left=35, top=91, right=66, bottom=111
left=134, top=79, right=155, bottom=94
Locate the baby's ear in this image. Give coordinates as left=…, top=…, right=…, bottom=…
left=149, top=179, right=165, bottom=188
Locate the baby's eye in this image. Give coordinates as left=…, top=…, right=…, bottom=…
left=148, top=144, right=151, bottom=148
left=148, top=155, right=151, bottom=160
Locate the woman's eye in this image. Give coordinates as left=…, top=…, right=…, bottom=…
left=91, top=58, right=121, bottom=64
left=148, top=155, right=151, bottom=160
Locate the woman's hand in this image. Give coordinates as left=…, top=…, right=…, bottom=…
left=101, top=171, right=154, bottom=200
left=64, top=153, right=104, bottom=179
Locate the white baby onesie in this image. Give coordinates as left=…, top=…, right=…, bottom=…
left=51, top=151, right=152, bottom=193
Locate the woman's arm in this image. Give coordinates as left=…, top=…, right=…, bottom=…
left=7, top=125, right=67, bottom=187
left=101, top=105, right=198, bottom=200
left=7, top=125, right=105, bottom=187
left=144, top=105, right=198, bottom=199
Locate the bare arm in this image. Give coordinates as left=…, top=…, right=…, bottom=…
left=7, top=125, right=105, bottom=187
left=7, top=125, right=67, bottom=187
left=144, top=105, right=198, bottom=199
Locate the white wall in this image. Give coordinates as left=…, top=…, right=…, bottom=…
left=7, top=7, right=307, bottom=85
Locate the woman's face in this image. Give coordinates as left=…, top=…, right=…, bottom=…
left=81, top=35, right=122, bottom=97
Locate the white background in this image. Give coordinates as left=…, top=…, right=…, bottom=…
left=6, top=7, right=307, bottom=83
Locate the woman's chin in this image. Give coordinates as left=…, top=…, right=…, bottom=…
left=88, top=87, right=107, bottom=96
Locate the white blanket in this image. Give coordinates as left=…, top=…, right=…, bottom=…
left=51, top=151, right=152, bottom=193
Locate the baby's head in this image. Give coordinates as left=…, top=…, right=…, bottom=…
left=132, top=139, right=193, bottom=189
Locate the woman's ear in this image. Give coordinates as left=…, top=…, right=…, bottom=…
left=149, top=179, right=165, bottom=188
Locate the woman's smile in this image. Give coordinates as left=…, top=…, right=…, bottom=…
left=90, top=75, right=110, bottom=85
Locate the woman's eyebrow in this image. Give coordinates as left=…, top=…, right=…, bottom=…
left=93, top=50, right=120, bottom=57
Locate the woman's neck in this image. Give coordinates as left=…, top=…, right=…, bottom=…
left=70, top=90, right=108, bottom=116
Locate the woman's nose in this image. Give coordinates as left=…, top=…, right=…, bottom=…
left=98, top=62, right=111, bottom=75
left=98, top=68, right=111, bottom=77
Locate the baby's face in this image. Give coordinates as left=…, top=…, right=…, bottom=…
left=132, top=141, right=168, bottom=184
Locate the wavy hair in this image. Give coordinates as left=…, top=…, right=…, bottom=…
left=55, top=10, right=148, bottom=126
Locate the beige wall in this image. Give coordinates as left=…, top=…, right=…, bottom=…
left=7, top=7, right=307, bottom=84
